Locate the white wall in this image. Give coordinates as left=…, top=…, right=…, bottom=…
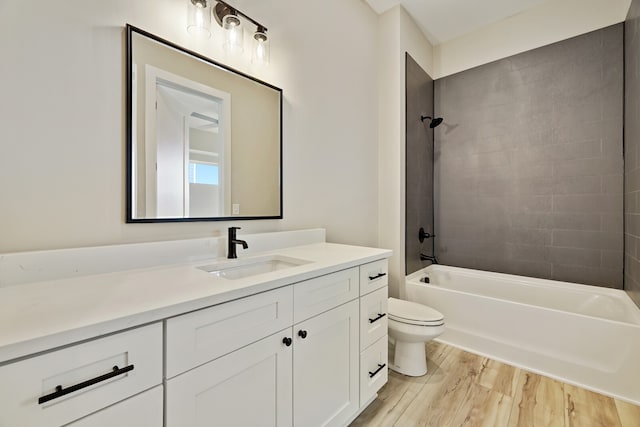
left=434, top=0, right=631, bottom=78
left=378, top=5, right=434, bottom=297
left=0, top=0, right=380, bottom=253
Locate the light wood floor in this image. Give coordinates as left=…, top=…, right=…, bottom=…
left=351, top=341, right=640, bottom=427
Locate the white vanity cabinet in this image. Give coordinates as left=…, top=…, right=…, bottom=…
left=0, top=239, right=391, bottom=427
left=165, top=261, right=386, bottom=427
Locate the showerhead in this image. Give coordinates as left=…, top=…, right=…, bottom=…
left=420, top=115, right=443, bottom=128
left=430, top=117, right=443, bottom=128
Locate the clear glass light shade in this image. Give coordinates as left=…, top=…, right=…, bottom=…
left=252, top=31, right=270, bottom=65
left=187, top=0, right=211, bottom=38
left=222, top=14, right=243, bottom=53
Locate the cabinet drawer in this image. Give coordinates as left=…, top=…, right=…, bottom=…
left=360, top=286, right=388, bottom=351
left=0, top=323, right=162, bottom=427
left=67, top=385, right=163, bottom=427
left=360, top=335, right=388, bottom=407
left=294, top=268, right=359, bottom=323
left=166, top=285, right=293, bottom=377
left=360, top=259, right=388, bottom=296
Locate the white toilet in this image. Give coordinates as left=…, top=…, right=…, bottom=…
left=387, top=297, right=445, bottom=376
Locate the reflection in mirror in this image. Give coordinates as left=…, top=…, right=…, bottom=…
left=127, top=25, right=282, bottom=222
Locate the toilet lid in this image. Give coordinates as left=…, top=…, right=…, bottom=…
left=388, top=297, right=444, bottom=326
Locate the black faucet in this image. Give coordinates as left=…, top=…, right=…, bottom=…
left=227, top=227, right=248, bottom=259
left=420, top=253, right=438, bottom=264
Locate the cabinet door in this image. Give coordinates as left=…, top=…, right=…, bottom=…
left=293, top=300, right=359, bottom=427
left=166, top=328, right=293, bottom=427
left=67, top=386, right=163, bottom=427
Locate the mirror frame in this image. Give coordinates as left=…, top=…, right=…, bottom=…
left=125, top=24, right=283, bottom=223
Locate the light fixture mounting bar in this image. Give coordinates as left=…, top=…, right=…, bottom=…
left=215, top=0, right=268, bottom=32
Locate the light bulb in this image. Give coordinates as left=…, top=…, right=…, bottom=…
left=252, top=30, right=269, bottom=65
left=223, top=14, right=243, bottom=53
left=187, top=0, right=211, bottom=38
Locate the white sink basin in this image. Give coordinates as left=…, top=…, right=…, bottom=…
left=198, top=255, right=312, bottom=280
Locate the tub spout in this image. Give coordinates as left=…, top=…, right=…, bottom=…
left=420, top=253, right=438, bottom=264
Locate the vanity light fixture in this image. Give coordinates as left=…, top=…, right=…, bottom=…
left=213, top=0, right=270, bottom=64
left=186, top=0, right=212, bottom=38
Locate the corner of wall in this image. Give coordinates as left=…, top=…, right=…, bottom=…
left=399, top=6, right=435, bottom=79
left=377, top=5, right=402, bottom=298
left=624, top=0, right=640, bottom=307
left=376, top=5, right=435, bottom=298
left=435, top=0, right=631, bottom=78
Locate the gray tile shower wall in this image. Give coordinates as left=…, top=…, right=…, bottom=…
left=406, top=54, right=435, bottom=275
left=433, top=24, right=624, bottom=289
left=626, top=2, right=640, bottom=306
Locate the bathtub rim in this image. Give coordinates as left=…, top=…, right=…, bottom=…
left=406, top=265, right=640, bottom=326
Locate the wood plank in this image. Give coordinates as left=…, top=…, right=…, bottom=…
left=615, top=399, right=640, bottom=427
left=564, top=384, right=622, bottom=427
left=396, top=348, right=486, bottom=426
left=437, top=344, right=472, bottom=373
left=507, top=371, right=565, bottom=427
left=476, top=358, right=520, bottom=397
left=451, top=383, right=513, bottom=427
left=350, top=371, right=429, bottom=427
left=427, top=340, right=453, bottom=366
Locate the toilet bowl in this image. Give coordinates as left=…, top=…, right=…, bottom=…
left=387, top=297, right=445, bottom=376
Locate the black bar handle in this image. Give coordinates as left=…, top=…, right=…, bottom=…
left=38, top=365, right=135, bottom=405
left=368, top=272, right=387, bottom=281
left=368, top=313, right=387, bottom=324
left=368, top=363, right=387, bottom=378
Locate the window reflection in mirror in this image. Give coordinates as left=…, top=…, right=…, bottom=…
left=127, top=25, right=282, bottom=222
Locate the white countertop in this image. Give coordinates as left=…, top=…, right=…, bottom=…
left=0, top=242, right=391, bottom=364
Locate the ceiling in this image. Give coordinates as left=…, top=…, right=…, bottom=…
left=365, top=0, right=549, bottom=44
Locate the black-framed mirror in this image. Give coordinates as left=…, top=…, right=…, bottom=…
left=126, top=25, right=282, bottom=222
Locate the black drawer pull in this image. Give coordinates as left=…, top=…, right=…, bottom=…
left=369, top=313, right=387, bottom=324
left=368, top=363, right=387, bottom=378
left=298, top=330, right=308, bottom=339
left=38, top=365, right=135, bottom=405
left=282, top=337, right=292, bottom=347
left=368, top=272, right=387, bottom=281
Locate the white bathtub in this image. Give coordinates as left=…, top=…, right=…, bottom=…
left=405, top=265, right=640, bottom=405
